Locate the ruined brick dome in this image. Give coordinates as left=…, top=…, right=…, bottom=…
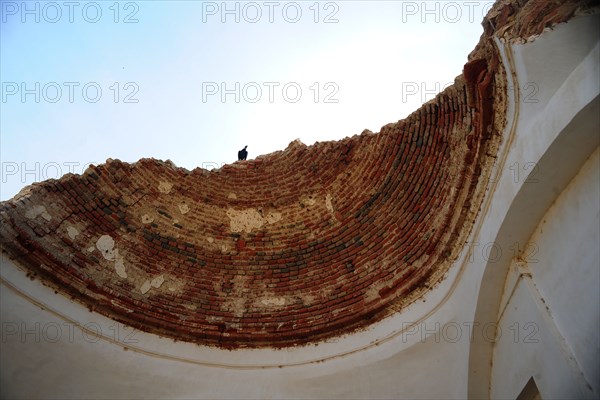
left=1, top=22, right=507, bottom=348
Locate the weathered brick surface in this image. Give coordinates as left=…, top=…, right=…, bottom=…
left=0, top=0, right=591, bottom=348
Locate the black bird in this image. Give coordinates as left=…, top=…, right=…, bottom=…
left=238, top=145, right=248, bottom=161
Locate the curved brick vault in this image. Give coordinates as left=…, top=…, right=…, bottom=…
left=1, top=0, right=593, bottom=348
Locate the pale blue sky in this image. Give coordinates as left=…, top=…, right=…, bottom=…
left=1, top=0, right=494, bottom=200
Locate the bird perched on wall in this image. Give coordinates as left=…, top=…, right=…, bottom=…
left=238, top=146, right=248, bottom=161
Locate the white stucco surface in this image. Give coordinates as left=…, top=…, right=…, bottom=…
left=491, top=148, right=600, bottom=399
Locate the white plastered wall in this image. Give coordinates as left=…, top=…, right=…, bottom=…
left=468, top=11, right=600, bottom=399
left=491, top=148, right=600, bottom=399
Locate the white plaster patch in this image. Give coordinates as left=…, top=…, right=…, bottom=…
left=226, top=208, right=283, bottom=233
left=151, top=275, right=165, bottom=288
left=87, top=246, right=95, bottom=253
left=178, top=203, right=190, bottom=214
left=207, top=237, right=214, bottom=243
left=216, top=275, right=248, bottom=318
left=183, top=304, right=197, bottom=310
left=260, top=297, right=287, bottom=307
left=301, top=195, right=317, bottom=207
left=228, top=193, right=237, bottom=199
left=161, top=277, right=186, bottom=294
left=96, top=235, right=116, bottom=260
left=226, top=208, right=263, bottom=233
left=326, top=194, right=334, bottom=213
left=158, top=181, right=173, bottom=194
left=141, top=214, right=154, bottom=224
left=96, top=235, right=127, bottom=278
left=298, top=293, right=315, bottom=305
left=66, top=226, right=79, bottom=240
left=141, top=275, right=165, bottom=295
left=229, top=288, right=247, bottom=318
left=140, top=280, right=152, bottom=295
left=265, top=212, right=282, bottom=224
left=25, top=205, right=52, bottom=221
left=114, top=252, right=127, bottom=279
